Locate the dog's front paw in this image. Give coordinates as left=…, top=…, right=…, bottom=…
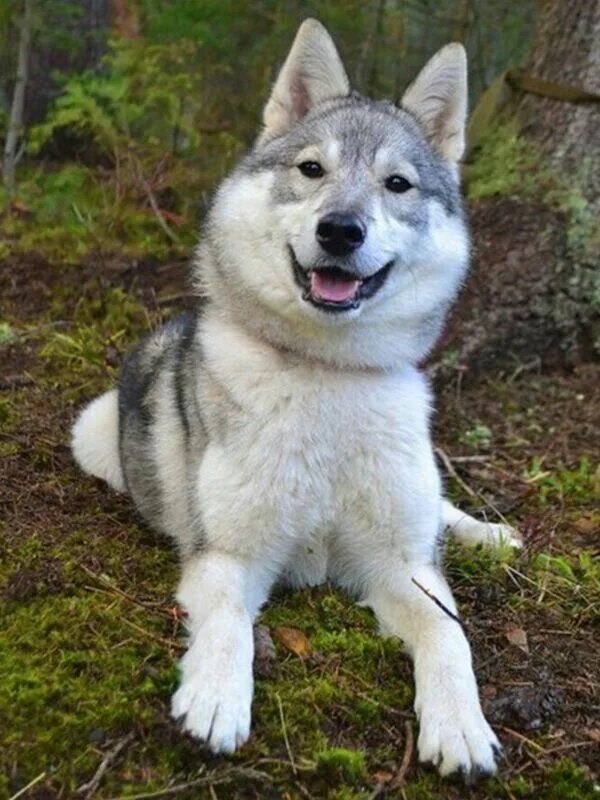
left=416, top=685, right=500, bottom=780
left=171, top=626, right=253, bottom=753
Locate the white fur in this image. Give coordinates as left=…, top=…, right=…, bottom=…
left=262, top=19, right=349, bottom=138
left=71, top=390, right=125, bottom=492
left=442, top=500, right=522, bottom=549
left=402, top=43, right=468, bottom=164
left=366, top=563, right=499, bottom=775
left=168, top=311, right=501, bottom=775
left=172, top=553, right=262, bottom=752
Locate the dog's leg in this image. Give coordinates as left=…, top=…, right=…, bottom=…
left=442, top=500, right=522, bottom=548
left=171, top=551, right=271, bottom=753
left=365, top=562, right=500, bottom=778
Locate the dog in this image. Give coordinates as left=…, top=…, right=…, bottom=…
left=71, top=19, right=520, bottom=780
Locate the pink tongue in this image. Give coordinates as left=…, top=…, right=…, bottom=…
left=310, top=271, right=359, bottom=303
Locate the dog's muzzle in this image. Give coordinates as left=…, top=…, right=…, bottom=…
left=289, top=247, right=393, bottom=313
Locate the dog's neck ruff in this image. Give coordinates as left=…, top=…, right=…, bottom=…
left=202, top=301, right=401, bottom=376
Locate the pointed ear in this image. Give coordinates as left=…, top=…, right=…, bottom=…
left=262, top=19, right=350, bottom=139
left=401, top=43, right=467, bottom=164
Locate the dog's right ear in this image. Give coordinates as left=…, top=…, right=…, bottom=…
left=261, top=19, right=349, bottom=140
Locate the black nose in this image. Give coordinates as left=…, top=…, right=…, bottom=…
left=316, top=212, right=366, bottom=257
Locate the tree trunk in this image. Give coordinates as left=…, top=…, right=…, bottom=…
left=438, top=0, right=600, bottom=376
left=518, top=0, right=600, bottom=215
left=3, top=0, right=33, bottom=195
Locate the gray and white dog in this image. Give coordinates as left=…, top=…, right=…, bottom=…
left=72, top=19, right=520, bottom=780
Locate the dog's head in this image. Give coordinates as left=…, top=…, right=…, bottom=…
left=198, top=19, right=469, bottom=369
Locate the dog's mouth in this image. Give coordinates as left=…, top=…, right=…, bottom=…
left=289, top=247, right=393, bottom=313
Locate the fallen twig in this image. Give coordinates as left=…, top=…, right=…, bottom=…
left=368, top=721, right=414, bottom=798
left=8, top=772, right=47, bottom=800
left=0, top=374, right=34, bottom=390
left=435, top=446, right=515, bottom=527
left=389, top=720, right=414, bottom=789
left=77, top=732, right=135, bottom=798
left=498, top=726, right=545, bottom=752
left=106, top=767, right=272, bottom=800
left=80, top=565, right=172, bottom=617
left=435, top=447, right=477, bottom=497
left=276, top=692, right=297, bottom=775
left=411, top=577, right=463, bottom=627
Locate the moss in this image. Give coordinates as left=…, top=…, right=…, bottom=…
left=465, top=122, right=542, bottom=201
left=543, top=758, right=596, bottom=800
left=523, top=457, right=600, bottom=507
left=316, top=747, right=367, bottom=783
left=0, top=393, right=23, bottom=434
left=0, top=593, right=170, bottom=791
left=0, top=321, right=17, bottom=344
left=444, top=538, right=517, bottom=585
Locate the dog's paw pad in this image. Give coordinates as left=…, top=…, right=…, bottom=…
left=171, top=639, right=253, bottom=754
left=171, top=675, right=251, bottom=753
left=417, top=701, right=499, bottom=781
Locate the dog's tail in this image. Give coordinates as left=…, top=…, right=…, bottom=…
left=71, top=389, right=125, bottom=493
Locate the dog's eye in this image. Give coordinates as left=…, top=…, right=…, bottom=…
left=385, top=175, right=413, bottom=194
left=298, top=161, right=324, bottom=179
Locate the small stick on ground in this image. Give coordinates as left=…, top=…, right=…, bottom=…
left=389, top=720, right=414, bottom=789
left=77, top=732, right=135, bottom=799
left=368, top=721, right=414, bottom=799
left=435, top=447, right=514, bottom=527
left=8, top=772, right=47, bottom=800
left=106, top=767, right=272, bottom=800
left=435, top=446, right=477, bottom=498
left=276, top=692, right=297, bottom=775
left=411, top=577, right=464, bottom=628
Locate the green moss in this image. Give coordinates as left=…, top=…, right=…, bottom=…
left=327, top=789, right=370, bottom=800
left=506, top=775, right=534, bottom=798
left=543, top=758, right=596, bottom=800
left=0, top=393, right=23, bottom=433
left=466, top=122, right=542, bottom=201
left=529, top=549, right=600, bottom=621
left=523, top=457, right=600, bottom=506
left=0, top=321, right=17, bottom=344
left=317, top=747, right=367, bottom=783
left=445, top=538, right=517, bottom=585
left=0, top=594, right=169, bottom=790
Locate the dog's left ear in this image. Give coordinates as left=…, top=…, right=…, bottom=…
left=262, top=19, right=349, bottom=139
left=401, top=43, right=467, bottom=165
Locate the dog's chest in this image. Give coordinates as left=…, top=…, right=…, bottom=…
left=203, top=324, right=430, bottom=506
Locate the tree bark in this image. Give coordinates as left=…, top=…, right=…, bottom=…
left=518, top=0, right=600, bottom=215
left=439, top=0, right=600, bottom=375
left=3, top=0, right=33, bottom=195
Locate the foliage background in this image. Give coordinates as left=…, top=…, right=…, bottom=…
left=0, top=0, right=536, bottom=263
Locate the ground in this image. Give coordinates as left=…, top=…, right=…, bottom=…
left=0, top=201, right=598, bottom=799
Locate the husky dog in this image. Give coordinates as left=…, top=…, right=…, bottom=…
left=72, top=20, right=520, bottom=780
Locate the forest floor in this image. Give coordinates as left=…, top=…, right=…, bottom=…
left=1, top=213, right=598, bottom=800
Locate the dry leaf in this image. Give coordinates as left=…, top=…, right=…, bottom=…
left=583, top=728, right=600, bottom=744
left=505, top=625, right=529, bottom=653
left=573, top=516, right=598, bottom=534
left=273, top=626, right=312, bottom=658
left=372, top=771, right=394, bottom=785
